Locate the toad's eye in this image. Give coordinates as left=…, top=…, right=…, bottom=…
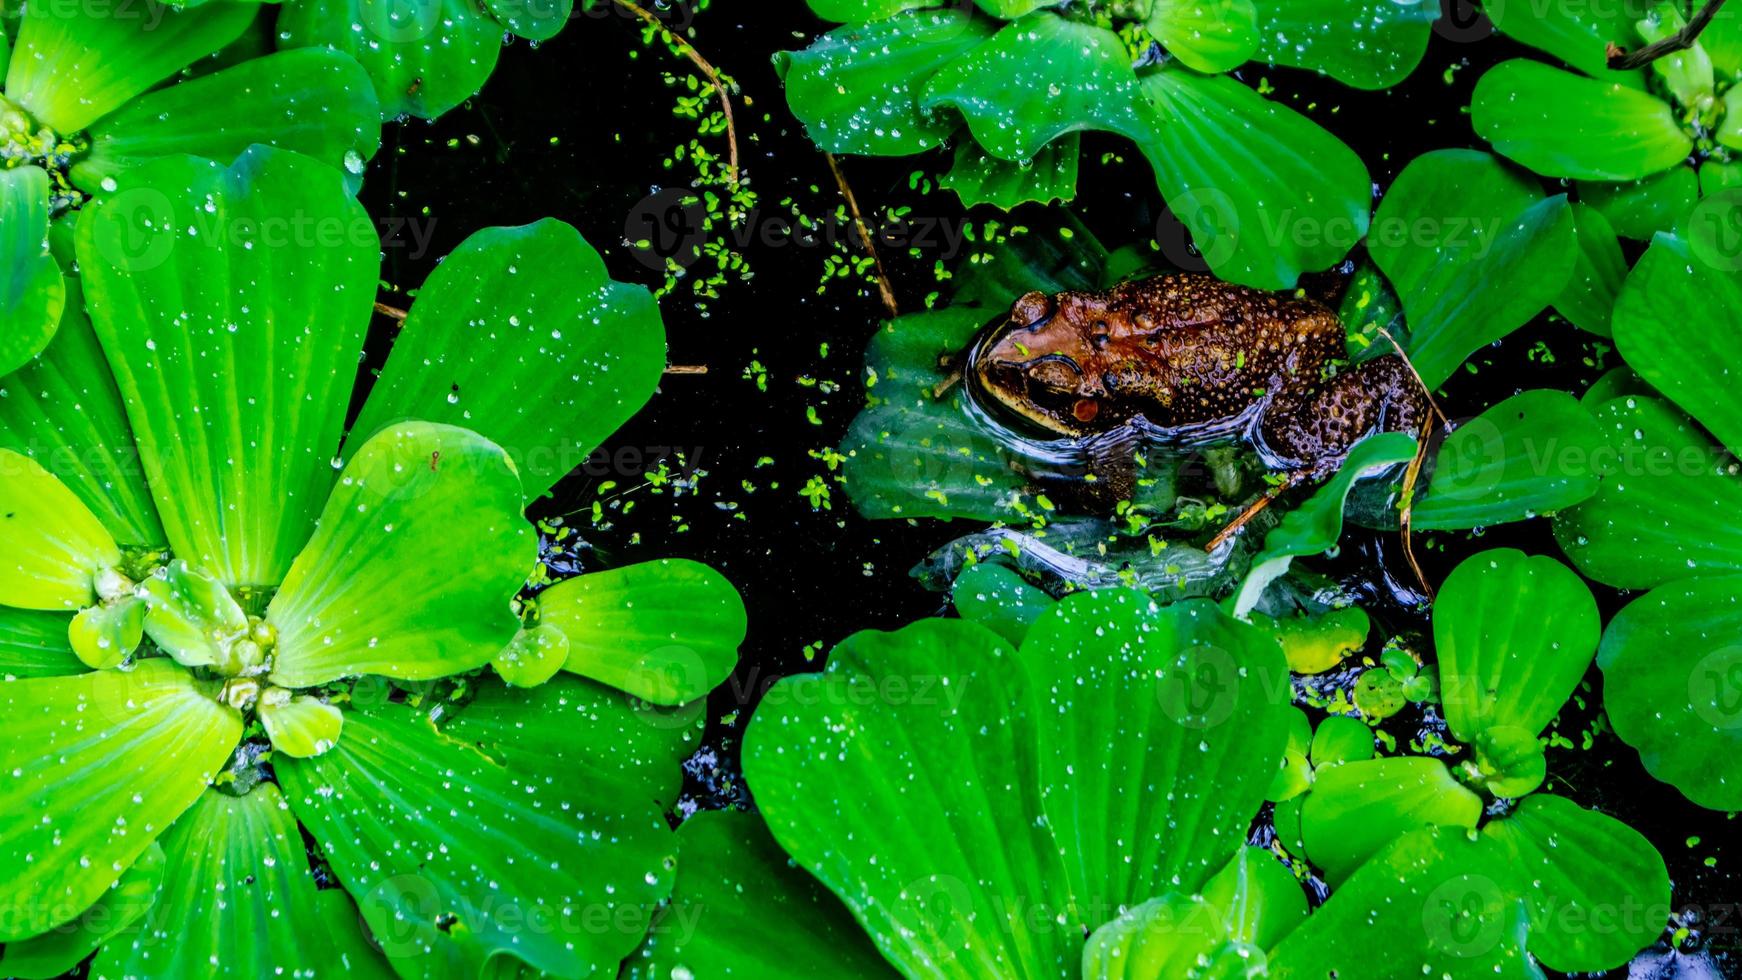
left=1025, top=355, right=1083, bottom=392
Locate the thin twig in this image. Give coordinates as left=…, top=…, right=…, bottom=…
left=1397, top=414, right=1437, bottom=601
left=374, top=302, right=408, bottom=321
left=1205, top=471, right=1305, bottom=553
left=663, top=364, right=709, bottom=375
left=825, top=152, right=901, bottom=319
left=1608, top=0, right=1729, bottom=69
left=1375, top=325, right=1448, bottom=427
left=611, top=0, right=740, bottom=189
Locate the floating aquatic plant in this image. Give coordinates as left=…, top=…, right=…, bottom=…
left=1286, top=548, right=1671, bottom=974
left=662, top=587, right=1591, bottom=975
left=778, top=0, right=1440, bottom=288
left=0, top=144, right=746, bottom=977
left=0, top=0, right=380, bottom=375
left=1551, top=217, right=1742, bottom=811
left=1477, top=0, right=1742, bottom=239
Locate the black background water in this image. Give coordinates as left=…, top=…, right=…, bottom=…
left=355, top=2, right=1739, bottom=973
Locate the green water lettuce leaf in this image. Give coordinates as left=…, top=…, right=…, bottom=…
left=73, top=49, right=381, bottom=193
left=1556, top=203, right=1627, bottom=335
left=745, top=592, right=1290, bottom=976
left=950, top=560, right=1056, bottom=646
left=490, top=623, right=569, bottom=688
left=1432, top=549, right=1600, bottom=743
left=1407, top=390, right=1604, bottom=530
left=138, top=560, right=250, bottom=672
left=68, top=596, right=145, bottom=670
left=77, top=146, right=377, bottom=589
left=1231, top=431, right=1418, bottom=617
left=1370, top=149, right=1577, bottom=389
left=0, top=842, right=163, bottom=979
left=1613, top=231, right=1742, bottom=451
left=1247, top=606, right=1368, bottom=674
left=1473, top=60, right=1690, bottom=182
left=442, top=673, right=699, bottom=809
left=0, top=279, right=163, bottom=547
left=1599, top=575, right=1742, bottom=810
left=1023, top=592, right=1292, bottom=909
left=350, top=218, right=665, bottom=501
left=0, top=660, right=241, bottom=942
left=1472, top=725, right=1548, bottom=798
left=275, top=0, right=503, bottom=119
left=1125, top=66, right=1371, bottom=289
left=1299, top=756, right=1483, bottom=885
left=1268, top=827, right=1543, bottom=979
left=267, top=422, right=532, bottom=688
left=1482, top=794, right=1671, bottom=972
left=1554, top=396, right=1742, bottom=589
left=91, top=785, right=392, bottom=978
left=623, top=809, right=898, bottom=979
left=1083, top=847, right=1306, bottom=978
left=1579, top=167, right=1700, bottom=240
left=535, top=558, right=746, bottom=705
left=806, top=0, right=935, bottom=20
left=777, top=11, right=997, bottom=156
left=1251, top=0, right=1437, bottom=89
left=485, top=0, right=572, bottom=41
left=1147, top=0, right=1259, bottom=75
left=0, top=449, right=121, bottom=610
left=1486, top=0, right=1652, bottom=84
left=2, top=0, right=254, bottom=132
left=0, top=608, right=83, bottom=678
left=279, top=699, right=676, bottom=978
left=0, top=166, right=64, bottom=375
left=939, top=132, right=1079, bottom=209
left=922, top=13, right=1141, bottom=162
left=257, top=689, right=344, bottom=758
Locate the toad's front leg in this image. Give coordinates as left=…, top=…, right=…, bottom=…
left=1256, top=355, right=1428, bottom=480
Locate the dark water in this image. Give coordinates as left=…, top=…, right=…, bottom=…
left=359, top=2, right=1739, bottom=974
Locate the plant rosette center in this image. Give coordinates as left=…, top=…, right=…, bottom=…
left=0, top=92, right=89, bottom=211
